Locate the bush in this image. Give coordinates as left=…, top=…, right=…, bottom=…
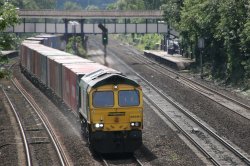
left=0, top=68, right=11, bottom=79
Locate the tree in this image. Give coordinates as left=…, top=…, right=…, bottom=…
left=85, top=5, right=99, bottom=10
left=11, top=0, right=56, bottom=9
left=240, top=1, right=250, bottom=84
left=115, top=0, right=145, bottom=10
left=63, top=1, right=82, bottom=10
left=161, top=0, right=183, bottom=28
left=66, top=36, right=87, bottom=57
left=0, top=1, right=20, bottom=50
left=0, top=1, right=20, bottom=78
left=0, top=1, right=20, bottom=31
left=144, top=0, right=165, bottom=10
left=172, top=0, right=249, bottom=85
left=214, top=0, right=248, bottom=83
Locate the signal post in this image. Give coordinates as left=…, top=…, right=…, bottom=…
left=98, top=23, right=108, bottom=59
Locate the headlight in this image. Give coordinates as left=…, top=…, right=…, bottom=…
left=130, top=122, right=141, bottom=127
left=94, top=123, right=104, bottom=128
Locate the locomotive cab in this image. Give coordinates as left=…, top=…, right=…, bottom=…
left=78, top=69, right=143, bottom=153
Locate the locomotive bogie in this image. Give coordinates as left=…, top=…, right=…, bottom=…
left=90, top=130, right=142, bottom=153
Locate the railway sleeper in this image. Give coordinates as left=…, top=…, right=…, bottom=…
left=28, top=137, right=50, bottom=144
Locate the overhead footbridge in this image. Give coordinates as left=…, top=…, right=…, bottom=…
left=4, top=10, right=177, bottom=35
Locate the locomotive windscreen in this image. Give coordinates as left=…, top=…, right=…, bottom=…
left=92, top=91, right=114, bottom=107
left=118, top=90, right=140, bottom=107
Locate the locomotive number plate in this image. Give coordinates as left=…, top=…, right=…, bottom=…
left=108, top=112, right=125, bottom=116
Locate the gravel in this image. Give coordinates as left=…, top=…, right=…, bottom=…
left=0, top=79, right=24, bottom=166
left=105, top=37, right=250, bottom=157
left=88, top=37, right=207, bottom=165
left=1, top=35, right=249, bottom=165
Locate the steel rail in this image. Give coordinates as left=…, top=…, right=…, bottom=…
left=114, top=48, right=250, bottom=165
left=112, top=45, right=250, bottom=121
left=90, top=39, right=220, bottom=165
left=92, top=38, right=250, bottom=165
left=99, top=154, right=144, bottom=166
left=128, top=49, right=250, bottom=116
left=106, top=54, right=220, bottom=165
left=2, top=87, right=32, bottom=166
left=97, top=153, right=109, bottom=166
left=11, top=78, right=70, bottom=166
left=140, top=74, right=250, bottom=165
left=134, top=156, right=144, bottom=166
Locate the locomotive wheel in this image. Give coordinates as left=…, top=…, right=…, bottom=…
left=85, top=124, right=91, bottom=145
left=80, top=119, right=85, bottom=135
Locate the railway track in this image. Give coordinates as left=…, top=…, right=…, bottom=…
left=118, top=46, right=250, bottom=121
left=89, top=37, right=250, bottom=165
left=114, top=50, right=250, bottom=165
left=2, top=78, right=70, bottom=166
left=100, top=154, right=144, bottom=166
left=2, top=87, right=31, bottom=166
left=140, top=76, right=250, bottom=165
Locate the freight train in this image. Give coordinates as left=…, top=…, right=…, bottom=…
left=20, top=34, right=143, bottom=153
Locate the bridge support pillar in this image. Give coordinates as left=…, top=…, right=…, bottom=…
left=80, top=19, right=87, bottom=51
left=64, top=19, right=69, bottom=43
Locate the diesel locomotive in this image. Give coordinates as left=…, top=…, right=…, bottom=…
left=20, top=34, right=143, bottom=153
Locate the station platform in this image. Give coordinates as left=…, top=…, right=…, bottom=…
left=144, top=50, right=195, bottom=70
left=1, top=51, right=18, bottom=58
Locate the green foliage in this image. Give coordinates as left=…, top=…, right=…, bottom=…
left=0, top=2, right=20, bottom=31
left=110, top=0, right=145, bottom=10
left=0, top=33, right=20, bottom=50
left=22, top=0, right=38, bottom=9
left=85, top=5, right=99, bottom=10
left=165, top=0, right=250, bottom=86
left=161, top=0, right=183, bottom=28
left=106, top=3, right=117, bottom=10
left=63, top=1, right=82, bottom=10
left=115, top=34, right=162, bottom=51
left=241, top=4, right=250, bottom=56
left=14, top=0, right=56, bottom=9
left=108, top=0, right=162, bottom=51
left=0, top=1, right=20, bottom=50
left=0, top=68, right=12, bottom=79
left=0, top=55, right=8, bottom=64
left=0, top=55, right=11, bottom=79
left=139, top=34, right=162, bottom=50
left=144, top=0, right=163, bottom=10
left=66, top=36, right=87, bottom=58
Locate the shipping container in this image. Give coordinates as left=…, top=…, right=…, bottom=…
left=36, top=34, right=64, bottom=49
left=38, top=49, right=73, bottom=85
left=27, top=44, right=47, bottom=73
left=47, top=56, right=92, bottom=98
left=62, top=63, right=107, bottom=112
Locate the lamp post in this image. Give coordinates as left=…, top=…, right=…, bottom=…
left=158, top=20, right=170, bottom=52
left=198, top=38, right=204, bottom=79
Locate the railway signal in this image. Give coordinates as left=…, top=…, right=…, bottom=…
left=102, top=32, right=108, bottom=45
left=98, top=23, right=108, bottom=58
left=98, top=23, right=108, bottom=45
